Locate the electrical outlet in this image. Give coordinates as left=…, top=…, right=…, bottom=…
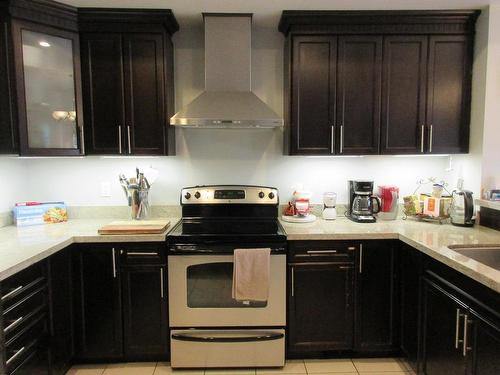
left=101, top=182, right=111, bottom=197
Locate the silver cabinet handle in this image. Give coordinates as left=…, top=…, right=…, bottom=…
left=359, top=243, right=363, bottom=274
left=420, top=125, right=425, bottom=153
left=4, top=317, right=23, bottom=333
left=348, top=246, right=356, bottom=251
left=340, top=125, right=344, bottom=153
left=463, top=315, right=472, bottom=356
left=6, top=346, right=25, bottom=366
left=307, top=250, right=337, bottom=254
left=455, top=309, right=464, bottom=349
left=127, top=252, right=158, bottom=256
left=118, top=125, right=122, bottom=154
left=1, top=286, right=23, bottom=301
left=112, top=248, right=117, bottom=278
left=330, top=125, right=335, bottom=154
left=291, top=267, right=295, bottom=297
left=429, top=124, right=433, bottom=153
left=80, top=124, right=85, bottom=154
left=339, top=266, right=353, bottom=270
left=160, top=267, right=164, bottom=299
left=127, top=125, right=132, bottom=154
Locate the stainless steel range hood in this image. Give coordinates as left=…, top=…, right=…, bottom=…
left=170, top=14, right=283, bottom=128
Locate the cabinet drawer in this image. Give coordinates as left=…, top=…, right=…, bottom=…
left=5, top=313, right=48, bottom=374
left=3, top=286, right=47, bottom=340
left=120, top=244, right=166, bottom=265
left=1, top=263, right=46, bottom=310
left=289, top=241, right=357, bottom=263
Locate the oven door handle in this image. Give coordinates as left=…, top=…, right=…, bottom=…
left=171, top=331, right=284, bottom=343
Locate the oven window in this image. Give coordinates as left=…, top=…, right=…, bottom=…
left=187, top=263, right=267, bottom=308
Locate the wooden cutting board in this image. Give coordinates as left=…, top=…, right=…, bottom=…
left=98, top=220, right=170, bottom=235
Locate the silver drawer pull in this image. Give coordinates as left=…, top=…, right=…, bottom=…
left=455, top=309, right=464, bottom=348
left=6, top=346, right=25, bottom=366
left=307, top=250, right=337, bottom=254
left=4, top=317, right=23, bottom=333
left=339, top=266, right=353, bottom=270
left=127, top=252, right=159, bottom=256
left=463, top=315, right=472, bottom=356
left=348, top=246, right=356, bottom=251
left=2, top=286, right=23, bottom=301
left=160, top=268, right=164, bottom=299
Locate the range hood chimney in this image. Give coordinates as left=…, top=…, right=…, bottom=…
left=170, top=14, right=283, bottom=128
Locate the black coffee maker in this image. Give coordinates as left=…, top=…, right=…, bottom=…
left=348, top=181, right=381, bottom=223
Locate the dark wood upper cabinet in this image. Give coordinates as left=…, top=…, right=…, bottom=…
left=280, top=10, right=479, bottom=156
left=1, top=0, right=84, bottom=156
left=337, top=36, right=382, bottom=155
left=290, top=36, right=336, bottom=155
left=381, top=36, right=428, bottom=154
left=81, top=33, right=125, bottom=155
left=79, top=9, right=178, bottom=156
left=426, top=35, right=472, bottom=154
left=354, top=241, right=398, bottom=352
left=123, top=33, right=166, bottom=155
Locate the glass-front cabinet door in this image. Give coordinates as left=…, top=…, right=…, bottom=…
left=12, top=21, right=83, bottom=155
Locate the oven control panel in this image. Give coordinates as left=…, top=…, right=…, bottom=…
left=181, top=185, right=279, bottom=205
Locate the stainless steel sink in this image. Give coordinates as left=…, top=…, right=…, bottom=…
left=448, top=244, right=500, bottom=270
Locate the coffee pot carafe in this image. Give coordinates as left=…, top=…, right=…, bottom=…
left=348, top=181, right=381, bottom=223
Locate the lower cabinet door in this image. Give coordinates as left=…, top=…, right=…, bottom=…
left=48, top=247, right=73, bottom=375
left=355, top=241, right=398, bottom=352
left=468, top=312, right=500, bottom=375
left=122, top=265, right=168, bottom=359
left=73, top=246, right=123, bottom=360
left=288, top=263, right=354, bottom=353
left=422, top=278, right=467, bottom=375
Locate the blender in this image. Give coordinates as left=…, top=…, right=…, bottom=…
left=322, top=192, right=337, bottom=220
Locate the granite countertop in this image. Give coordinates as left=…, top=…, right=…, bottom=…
left=281, top=217, right=500, bottom=293
left=0, top=218, right=180, bottom=282
left=1, top=215, right=499, bottom=294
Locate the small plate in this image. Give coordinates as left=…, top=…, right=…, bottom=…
left=281, top=214, right=317, bottom=223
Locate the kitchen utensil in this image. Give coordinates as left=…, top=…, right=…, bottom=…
left=378, top=186, right=399, bottom=220
left=293, top=190, right=312, bottom=217
left=322, top=192, right=337, bottom=220
left=119, top=168, right=153, bottom=220
left=98, top=220, right=170, bottom=235
left=281, top=214, right=317, bottom=223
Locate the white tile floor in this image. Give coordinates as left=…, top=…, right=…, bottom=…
left=68, top=358, right=416, bottom=375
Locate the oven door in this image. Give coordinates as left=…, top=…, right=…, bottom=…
left=168, top=254, right=286, bottom=327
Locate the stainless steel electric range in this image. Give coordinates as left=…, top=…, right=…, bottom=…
left=167, top=185, right=287, bottom=368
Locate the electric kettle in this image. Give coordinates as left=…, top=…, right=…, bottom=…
left=450, top=189, right=475, bottom=227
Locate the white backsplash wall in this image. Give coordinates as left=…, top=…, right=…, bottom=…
left=5, top=26, right=475, bottom=209
left=0, top=157, right=29, bottom=212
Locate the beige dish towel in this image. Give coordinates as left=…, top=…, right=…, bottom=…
left=232, top=248, right=271, bottom=302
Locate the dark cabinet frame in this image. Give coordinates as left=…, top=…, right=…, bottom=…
left=10, top=20, right=84, bottom=156
left=279, top=10, right=479, bottom=156
left=0, top=16, right=17, bottom=154
left=1, top=0, right=84, bottom=156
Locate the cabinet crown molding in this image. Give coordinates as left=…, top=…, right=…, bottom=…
left=278, top=10, right=481, bottom=36
left=1, top=0, right=78, bottom=31
left=78, top=8, right=179, bottom=35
